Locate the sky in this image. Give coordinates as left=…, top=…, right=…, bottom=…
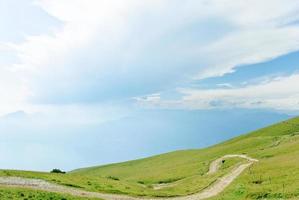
left=0, top=0, right=299, bottom=171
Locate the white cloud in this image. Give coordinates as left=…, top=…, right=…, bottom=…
left=186, top=0, right=299, bottom=79
left=12, top=0, right=128, bottom=71
left=185, top=74, right=299, bottom=111
left=195, top=27, right=299, bottom=79
left=0, top=44, right=29, bottom=114
left=209, top=0, right=299, bottom=27
left=0, top=76, right=28, bottom=114
left=137, top=74, right=299, bottom=111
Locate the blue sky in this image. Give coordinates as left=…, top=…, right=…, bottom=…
left=0, top=0, right=299, bottom=171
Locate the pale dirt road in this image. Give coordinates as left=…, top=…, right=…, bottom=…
left=0, top=154, right=258, bottom=200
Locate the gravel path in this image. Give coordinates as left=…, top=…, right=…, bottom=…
left=0, top=154, right=258, bottom=200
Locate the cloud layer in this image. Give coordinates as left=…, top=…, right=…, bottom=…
left=137, top=73, right=299, bottom=112
left=1, top=0, right=299, bottom=114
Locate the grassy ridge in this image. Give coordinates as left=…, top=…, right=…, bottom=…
left=1, top=117, right=299, bottom=199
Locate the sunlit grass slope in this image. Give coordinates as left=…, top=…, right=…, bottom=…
left=1, top=117, right=299, bottom=199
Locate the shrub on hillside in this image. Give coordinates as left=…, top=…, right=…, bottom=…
left=107, top=176, right=120, bottom=181
left=50, top=169, right=66, bottom=174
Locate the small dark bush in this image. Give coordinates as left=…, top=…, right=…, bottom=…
left=107, top=176, right=120, bottom=181
left=252, top=180, right=263, bottom=184
left=50, top=169, right=66, bottom=174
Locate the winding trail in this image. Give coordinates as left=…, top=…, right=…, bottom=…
left=0, top=154, right=258, bottom=200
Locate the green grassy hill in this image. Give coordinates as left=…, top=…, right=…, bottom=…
left=1, top=117, right=299, bottom=199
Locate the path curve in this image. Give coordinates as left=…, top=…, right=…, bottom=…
left=0, top=154, right=258, bottom=200
left=207, top=154, right=258, bottom=175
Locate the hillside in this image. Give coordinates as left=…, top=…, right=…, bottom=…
left=1, top=117, right=299, bottom=199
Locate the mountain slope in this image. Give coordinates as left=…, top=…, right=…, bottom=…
left=1, top=117, right=299, bottom=199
